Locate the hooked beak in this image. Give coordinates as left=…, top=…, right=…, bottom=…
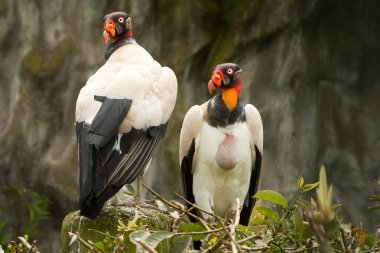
left=103, top=20, right=115, bottom=44
left=208, top=70, right=223, bottom=94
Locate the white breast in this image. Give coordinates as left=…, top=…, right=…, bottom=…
left=193, top=122, right=253, bottom=217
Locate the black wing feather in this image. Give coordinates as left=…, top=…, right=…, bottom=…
left=180, top=139, right=197, bottom=222
left=85, top=97, right=132, bottom=147
left=77, top=96, right=168, bottom=219
left=76, top=122, right=93, bottom=205
left=239, top=145, right=262, bottom=226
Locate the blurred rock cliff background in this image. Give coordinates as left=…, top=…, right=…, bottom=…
left=0, top=0, right=379, bottom=251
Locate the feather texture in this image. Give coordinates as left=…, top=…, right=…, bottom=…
left=180, top=99, right=263, bottom=225
left=75, top=37, right=177, bottom=219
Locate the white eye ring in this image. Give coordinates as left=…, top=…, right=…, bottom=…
left=227, top=68, right=233, bottom=74
left=118, top=17, right=124, bottom=23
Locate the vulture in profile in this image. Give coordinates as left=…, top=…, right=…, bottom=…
left=75, top=12, right=177, bottom=219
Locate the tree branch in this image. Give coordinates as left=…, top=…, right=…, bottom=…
left=68, top=232, right=102, bottom=253
left=135, top=238, right=158, bottom=253
left=141, top=181, right=211, bottom=229
left=17, top=236, right=40, bottom=253
left=174, top=192, right=225, bottom=223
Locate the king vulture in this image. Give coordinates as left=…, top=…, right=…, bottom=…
left=179, top=63, right=262, bottom=225
left=75, top=12, right=177, bottom=219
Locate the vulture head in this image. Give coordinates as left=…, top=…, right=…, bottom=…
left=208, top=63, right=242, bottom=94
left=103, top=12, right=133, bottom=44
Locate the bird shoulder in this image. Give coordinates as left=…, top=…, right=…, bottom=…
left=179, top=105, right=205, bottom=161
left=244, top=104, right=263, bottom=153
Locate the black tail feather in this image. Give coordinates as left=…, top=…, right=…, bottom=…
left=77, top=121, right=168, bottom=219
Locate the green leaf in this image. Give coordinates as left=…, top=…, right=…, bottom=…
left=129, top=230, right=150, bottom=247
left=169, top=236, right=192, bottom=253
left=301, top=182, right=319, bottom=193
left=365, top=234, right=375, bottom=247
left=295, top=199, right=314, bottom=208
left=298, top=177, right=304, bottom=190
left=179, top=223, right=207, bottom=241
left=252, top=219, right=272, bottom=226
left=257, top=206, right=279, bottom=221
left=368, top=205, right=380, bottom=211
left=92, top=241, right=106, bottom=251
left=368, top=195, right=380, bottom=202
left=293, top=207, right=303, bottom=236
left=254, top=190, right=288, bottom=208
left=145, top=231, right=174, bottom=248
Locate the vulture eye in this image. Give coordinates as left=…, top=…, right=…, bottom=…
left=227, top=68, right=234, bottom=74
left=118, top=17, right=124, bottom=23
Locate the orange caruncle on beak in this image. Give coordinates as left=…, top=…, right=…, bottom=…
left=208, top=80, right=217, bottom=94
left=103, top=20, right=116, bottom=44
left=211, top=70, right=223, bottom=87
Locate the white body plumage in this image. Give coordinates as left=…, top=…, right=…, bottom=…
left=76, top=44, right=177, bottom=132
left=180, top=103, right=263, bottom=222
left=193, top=121, right=254, bottom=220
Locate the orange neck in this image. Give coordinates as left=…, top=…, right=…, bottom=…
left=221, top=79, right=242, bottom=111
left=222, top=88, right=239, bottom=111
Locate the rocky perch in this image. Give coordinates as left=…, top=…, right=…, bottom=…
left=61, top=199, right=176, bottom=253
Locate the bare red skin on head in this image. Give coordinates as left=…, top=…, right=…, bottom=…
left=103, top=20, right=116, bottom=44
left=208, top=70, right=223, bottom=94
left=231, top=77, right=242, bottom=94
left=211, top=70, right=222, bottom=86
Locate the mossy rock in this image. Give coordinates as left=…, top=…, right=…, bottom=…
left=61, top=200, right=174, bottom=253
left=22, top=38, right=74, bottom=80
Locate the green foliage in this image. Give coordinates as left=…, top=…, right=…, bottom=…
left=368, top=179, right=380, bottom=211
left=168, top=236, right=192, bottom=253
left=178, top=222, right=207, bottom=241
left=0, top=211, right=10, bottom=247
left=254, top=190, right=288, bottom=208
left=0, top=187, right=51, bottom=250
left=6, top=235, right=40, bottom=253
left=69, top=167, right=380, bottom=252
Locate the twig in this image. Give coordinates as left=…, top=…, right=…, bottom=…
left=204, top=213, right=231, bottom=253
left=135, top=238, right=158, bottom=253
left=174, top=192, right=225, bottom=222
left=268, top=240, right=286, bottom=252
left=175, top=226, right=225, bottom=236
left=17, top=237, right=40, bottom=253
left=338, top=228, right=347, bottom=253
left=179, top=206, right=194, bottom=218
left=141, top=181, right=175, bottom=208
left=131, top=206, right=140, bottom=224
left=242, top=245, right=270, bottom=252
left=88, top=229, right=117, bottom=239
left=140, top=202, right=170, bottom=213
left=204, top=232, right=229, bottom=253
left=286, top=245, right=319, bottom=253
left=361, top=247, right=380, bottom=253
left=221, top=242, right=271, bottom=252
left=141, top=181, right=211, bottom=229
left=199, top=216, right=213, bottom=231
left=236, top=234, right=261, bottom=244
left=68, top=232, right=102, bottom=253
left=228, top=199, right=243, bottom=253
left=212, top=202, right=243, bottom=253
